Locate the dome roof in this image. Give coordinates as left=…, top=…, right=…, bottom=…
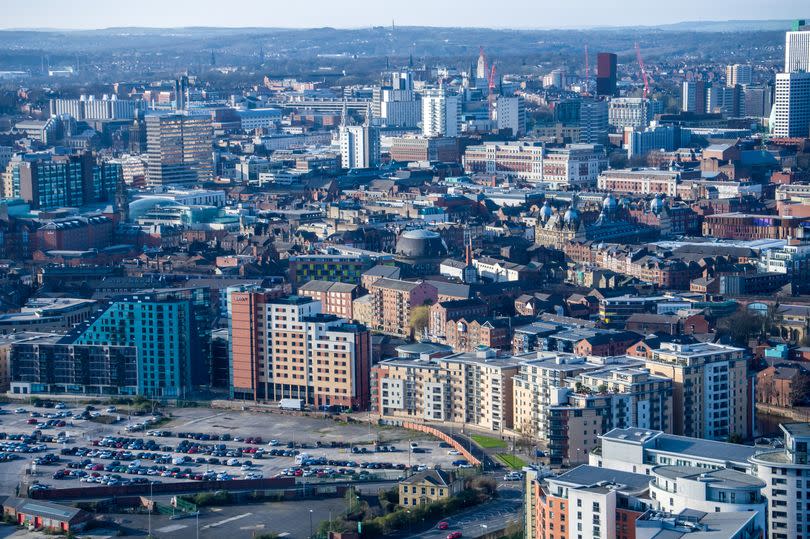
left=650, top=194, right=665, bottom=214
left=540, top=200, right=553, bottom=221
left=396, top=229, right=448, bottom=259
left=563, top=205, right=580, bottom=224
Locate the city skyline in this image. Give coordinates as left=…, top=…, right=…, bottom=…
left=2, top=0, right=807, bottom=30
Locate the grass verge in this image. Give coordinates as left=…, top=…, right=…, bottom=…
left=496, top=453, right=527, bottom=470
left=470, top=434, right=507, bottom=449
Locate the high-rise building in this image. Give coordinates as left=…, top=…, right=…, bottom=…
left=373, top=71, right=421, bottom=128
left=373, top=348, right=519, bottom=431
left=421, top=88, right=461, bottom=137
left=596, top=52, right=618, bottom=97
left=643, top=341, right=752, bottom=440
left=726, top=64, right=753, bottom=87
left=743, top=85, right=773, bottom=118
left=476, top=48, right=487, bottom=81
left=17, top=153, right=121, bottom=210
left=145, top=112, right=213, bottom=187
left=228, top=293, right=371, bottom=408
left=512, top=353, right=672, bottom=466
left=608, top=97, right=654, bottom=131
left=579, top=98, right=609, bottom=144
left=785, top=19, right=810, bottom=73
left=494, top=95, right=526, bottom=136
left=772, top=71, right=810, bottom=138
left=175, top=74, right=189, bottom=111
left=707, top=84, right=743, bottom=117
left=339, top=106, right=380, bottom=169
left=67, top=291, right=208, bottom=398
left=750, top=423, right=810, bottom=539
left=682, top=80, right=709, bottom=113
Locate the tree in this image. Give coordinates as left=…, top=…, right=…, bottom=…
left=717, top=309, right=764, bottom=346
left=791, top=373, right=810, bottom=406
left=410, top=305, right=430, bottom=336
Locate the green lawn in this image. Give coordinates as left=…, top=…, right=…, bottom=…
left=496, top=453, right=527, bottom=470
left=470, top=434, right=507, bottom=449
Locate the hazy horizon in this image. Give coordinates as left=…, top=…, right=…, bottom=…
left=1, top=0, right=806, bottom=30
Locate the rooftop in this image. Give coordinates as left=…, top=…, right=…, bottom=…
left=550, top=464, right=650, bottom=493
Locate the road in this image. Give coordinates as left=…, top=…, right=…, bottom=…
left=408, top=498, right=522, bottom=538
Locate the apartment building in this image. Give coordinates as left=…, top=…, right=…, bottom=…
left=373, top=348, right=519, bottom=432
left=368, top=278, right=438, bottom=337
left=64, top=291, right=209, bottom=398
left=590, top=427, right=759, bottom=476
left=10, top=334, right=138, bottom=396
left=526, top=465, right=652, bottom=539
left=644, top=342, right=752, bottom=440
left=648, top=466, right=766, bottom=532
left=297, top=280, right=359, bottom=320
left=228, top=292, right=371, bottom=409
left=512, top=353, right=672, bottom=465
left=428, top=298, right=488, bottom=339
left=750, top=423, right=810, bottom=539
left=288, top=254, right=376, bottom=287
left=591, top=425, right=803, bottom=539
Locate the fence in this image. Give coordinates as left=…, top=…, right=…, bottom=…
left=400, top=422, right=482, bottom=467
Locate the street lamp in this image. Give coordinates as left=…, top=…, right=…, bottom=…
left=309, top=509, right=314, bottom=539
left=148, top=480, right=153, bottom=538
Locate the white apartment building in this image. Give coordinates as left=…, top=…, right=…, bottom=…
left=374, top=348, right=519, bottom=432
left=750, top=423, right=810, bottom=539
left=339, top=123, right=381, bottom=169
left=495, top=95, right=526, bottom=136
left=379, top=88, right=421, bottom=128
left=648, top=466, right=766, bottom=532
left=726, top=64, right=753, bottom=87
left=608, top=97, right=651, bottom=131
left=421, top=88, right=461, bottom=137
left=593, top=424, right=810, bottom=539
left=772, top=72, right=810, bottom=138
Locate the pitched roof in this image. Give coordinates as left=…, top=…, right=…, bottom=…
left=400, top=469, right=456, bottom=487
left=362, top=265, right=401, bottom=279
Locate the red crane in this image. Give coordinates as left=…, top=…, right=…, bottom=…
left=488, top=63, right=497, bottom=121
left=635, top=42, right=650, bottom=99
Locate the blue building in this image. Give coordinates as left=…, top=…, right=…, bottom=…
left=66, top=291, right=208, bottom=398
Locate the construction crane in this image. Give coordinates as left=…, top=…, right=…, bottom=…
left=488, top=63, right=497, bottom=122
left=584, top=44, right=590, bottom=95
left=635, top=42, right=650, bottom=99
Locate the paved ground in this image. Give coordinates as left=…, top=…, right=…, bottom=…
left=114, top=495, right=351, bottom=538
left=0, top=404, right=464, bottom=494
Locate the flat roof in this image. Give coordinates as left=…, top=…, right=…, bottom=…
left=602, top=428, right=758, bottom=465
left=551, top=464, right=650, bottom=493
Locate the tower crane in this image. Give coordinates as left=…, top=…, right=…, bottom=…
left=635, top=42, right=650, bottom=99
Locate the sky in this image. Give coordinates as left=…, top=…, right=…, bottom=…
left=2, top=0, right=806, bottom=29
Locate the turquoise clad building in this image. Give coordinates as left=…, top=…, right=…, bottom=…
left=70, top=293, right=197, bottom=398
